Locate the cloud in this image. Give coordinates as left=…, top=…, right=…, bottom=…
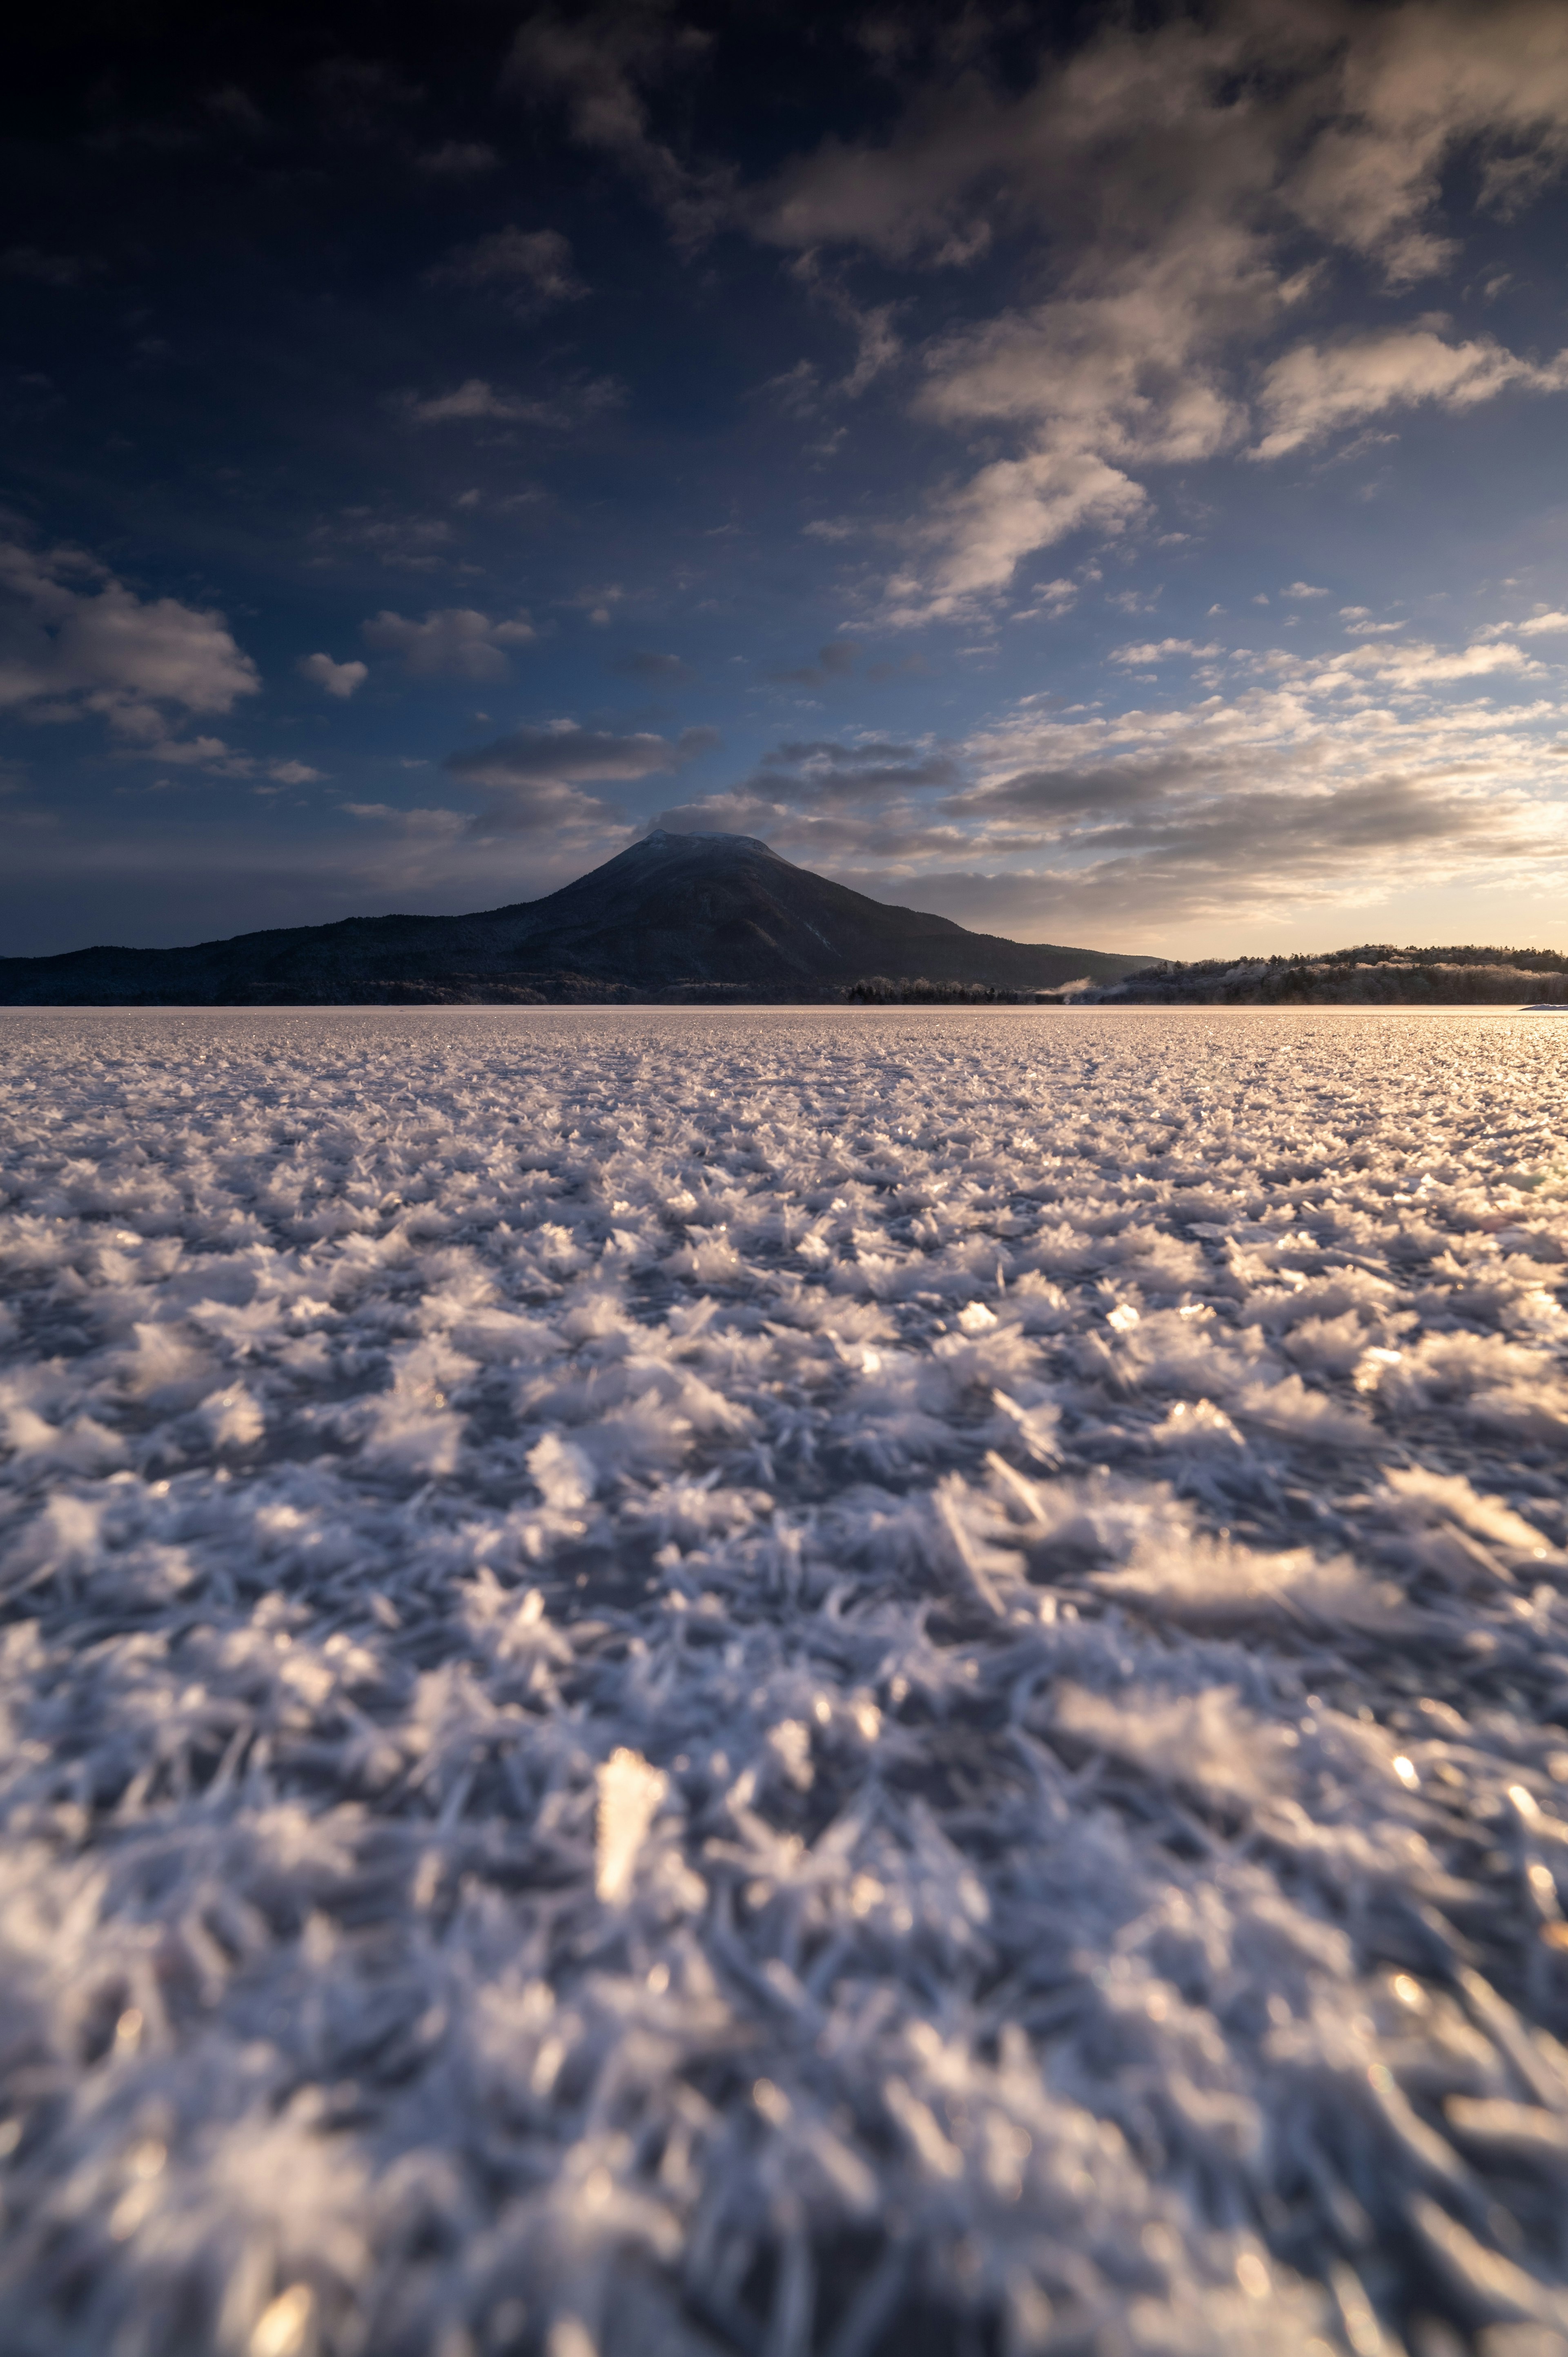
left=416, top=141, right=500, bottom=177
left=299, top=652, right=367, bottom=699
left=731, top=3, right=1568, bottom=620
left=430, top=225, right=585, bottom=309
left=399, top=378, right=548, bottom=425
left=634, top=614, right=1568, bottom=938
left=444, top=718, right=717, bottom=841
left=2, top=246, right=97, bottom=288
left=505, top=3, right=726, bottom=248
left=1337, top=606, right=1410, bottom=637
left=1479, top=609, right=1568, bottom=638
left=1254, top=326, right=1568, bottom=458
left=399, top=375, right=622, bottom=428
left=1010, top=578, right=1078, bottom=621
left=610, top=650, right=695, bottom=682
left=361, top=607, right=537, bottom=680
left=305, top=506, right=457, bottom=570
left=1321, top=639, right=1539, bottom=689
left=933, top=640, right=1567, bottom=935
left=342, top=802, right=467, bottom=836
left=0, top=533, right=258, bottom=751
left=308, top=56, right=423, bottom=140
left=766, top=640, right=861, bottom=687
left=884, top=446, right=1146, bottom=626
left=1283, top=582, right=1329, bottom=599
left=754, top=737, right=960, bottom=799
left=449, top=723, right=715, bottom=792
left=1282, top=0, right=1568, bottom=284
left=785, top=254, right=904, bottom=398
left=268, top=760, right=325, bottom=785
left=1110, top=640, right=1223, bottom=667
left=758, top=359, right=820, bottom=418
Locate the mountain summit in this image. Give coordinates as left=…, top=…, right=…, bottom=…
left=0, top=832, right=1143, bottom=1005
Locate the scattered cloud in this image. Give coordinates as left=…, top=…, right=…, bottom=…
left=361, top=607, right=536, bottom=681
left=342, top=802, right=466, bottom=836
left=305, top=506, right=457, bottom=571
left=397, top=377, right=620, bottom=429
left=1283, top=582, right=1329, bottom=599
left=1110, top=640, right=1222, bottom=667
left=767, top=640, right=861, bottom=687
left=506, top=4, right=724, bottom=243
left=1254, top=325, right=1568, bottom=459
left=430, top=225, right=586, bottom=310
left=884, top=447, right=1146, bottom=627
left=268, top=760, right=325, bottom=785
left=755, top=737, right=960, bottom=798
left=733, top=3, right=1568, bottom=620
left=1321, top=638, right=1539, bottom=689
left=308, top=56, right=423, bottom=140
left=2, top=246, right=98, bottom=288
left=1281, top=0, right=1568, bottom=285
left=299, top=652, right=367, bottom=699
left=1479, top=609, right=1568, bottom=638
left=399, top=378, right=548, bottom=425
left=610, top=649, right=694, bottom=682
left=1011, top=578, right=1077, bottom=621
left=445, top=718, right=717, bottom=841
left=758, top=359, right=820, bottom=418
left=416, top=140, right=499, bottom=177
left=0, top=533, right=258, bottom=751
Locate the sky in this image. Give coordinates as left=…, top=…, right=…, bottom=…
left=4, top=0, right=1568, bottom=960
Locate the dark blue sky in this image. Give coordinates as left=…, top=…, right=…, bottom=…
left=5, top=0, right=1568, bottom=957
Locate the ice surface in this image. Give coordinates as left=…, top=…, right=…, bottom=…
left=1, top=1005, right=1566, bottom=2356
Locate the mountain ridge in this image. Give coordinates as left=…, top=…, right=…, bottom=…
left=0, top=831, right=1146, bottom=1005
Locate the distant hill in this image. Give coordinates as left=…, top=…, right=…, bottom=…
left=1097, top=944, right=1568, bottom=1005
left=0, top=831, right=1147, bottom=1006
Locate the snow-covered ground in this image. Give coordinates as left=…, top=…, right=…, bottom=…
left=2, top=1006, right=1568, bottom=2357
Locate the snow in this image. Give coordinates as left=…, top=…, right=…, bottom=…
left=1, top=1003, right=1566, bottom=2356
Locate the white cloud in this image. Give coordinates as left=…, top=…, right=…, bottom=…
left=1282, top=0, right=1568, bottom=285
left=882, top=446, right=1146, bottom=627
left=936, top=651, right=1568, bottom=933
left=399, top=375, right=622, bottom=428
left=1253, top=326, right=1568, bottom=458
left=733, top=3, right=1568, bottom=620
left=361, top=608, right=537, bottom=681
left=1283, top=582, right=1328, bottom=599
left=342, top=803, right=467, bottom=837
left=1321, top=639, right=1539, bottom=689
left=416, top=141, right=500, bottom=177
left=400, top=378, right=544, bottom=425
left=443, top=720, right=717, bottom=844
left=299, top=652, right=367, bottom=699
left=1479, top=609, right=1568, bottom=639
left=448, top=722, right=714, bottom=792
left=430, top=225, right=585, bottom=308
left=0, top=534, right=258, bottom=752
left=268, top=760, right=325, bottom=786
left=1111, top=640, right=1223, bottom=666
left=506, top=6, right=723, bottom=244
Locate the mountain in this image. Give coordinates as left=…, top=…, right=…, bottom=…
left=0, top=830, right=1146, bottom=1006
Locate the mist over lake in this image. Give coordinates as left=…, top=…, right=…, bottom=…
left=3, top=1006, right=1567, bottom=2355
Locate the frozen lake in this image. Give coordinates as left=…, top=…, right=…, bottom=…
left=2, top=1006, right=1567, bottom=2356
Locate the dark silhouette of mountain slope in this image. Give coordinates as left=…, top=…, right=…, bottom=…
left=0, top=830, right=1146, bottom=1005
